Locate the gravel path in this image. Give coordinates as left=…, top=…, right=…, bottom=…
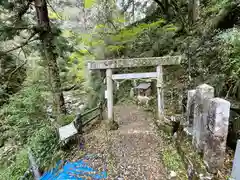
left=82, top=104, right=167, bottom=179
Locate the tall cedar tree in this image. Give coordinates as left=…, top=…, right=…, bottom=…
left=34, top=0, right=67, bottom=116
left=0, top=0, right=67, bottom=116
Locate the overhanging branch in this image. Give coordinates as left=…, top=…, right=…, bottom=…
left=0, top=26, right=30, bottom=32
left=0, top=32, right=38, bottom=56
left=61, top=84, right=82, bottom=91
left=6, top=60, right=28, bottom=88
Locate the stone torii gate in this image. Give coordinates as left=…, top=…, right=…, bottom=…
left=87, top=56, right=182, bottom=122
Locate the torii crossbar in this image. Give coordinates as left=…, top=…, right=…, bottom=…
left=87, top=56, right=182, bottom=121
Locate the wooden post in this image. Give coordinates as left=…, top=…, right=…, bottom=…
left=74, top=113, right=82, bottom=134
left=99, top=101, right=104, bottom=120
left=106, top=68, right=113, bottom=121
left=157, top=65, right=164, bottom=119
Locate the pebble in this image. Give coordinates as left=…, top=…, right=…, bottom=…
left=117, top=178, right=124, bottom=180
left=169, top=171, right=177, bottom=178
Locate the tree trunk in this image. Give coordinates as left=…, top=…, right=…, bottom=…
left=163, top=0, right=169, bottom=15
left=0, top=59, right=4, bottom=79
left=188, top=0, right=193, bottom=24
left=193, top=0, right=200, bottom=22
left=34, top=0, right=66, bottom=117
left=188, top=0, right=199, bottom=25
left=132, top=0, right=135, bottom=22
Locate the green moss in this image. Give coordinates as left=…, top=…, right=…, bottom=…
left=162, top=148, right=185, bottom=171
left=159, top=132, right=187, bottom=179
left=59, top=114, right=76, bottom=126
left=179, top=135, right=207, bottom=175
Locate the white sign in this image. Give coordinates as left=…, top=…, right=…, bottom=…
left=105, top=90, right=107, bottom=99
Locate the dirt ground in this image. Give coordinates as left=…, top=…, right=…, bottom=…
left=80, top=104, right=167, bottom=180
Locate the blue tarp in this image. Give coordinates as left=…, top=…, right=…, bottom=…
left=40, top=156, right=107, bottom=180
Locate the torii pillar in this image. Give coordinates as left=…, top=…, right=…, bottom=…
left=106, top=68, right=114, bottom=120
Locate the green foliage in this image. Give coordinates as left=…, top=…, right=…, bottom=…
left=106, top=45, right=124, bottom=53
left=0, top=125, right=61, bottom=180
left=28, top=126, right=60, bottom=169
left=61, top=30, right=74, bottom=38
left=0, top=85, right=46, bottom=145
left=0, top=149, right=29, bottom=180
left=110, top=19, right=166, bottom=44
left=162, top=148, right=184, bottom=172
left=206, top=0, right=230, bottom=14
left=103, top=18, right=178, bottom=58
left=0, top=84, right=62, bottom=180
left=186, top=27, right=240, bottom=98
left=68, top=49, right=92, bottom=83
left=49, top=10, right=64, bottom=20
left=217, top=28, right=240, bottom=96
left=156, top=128, right=187, bottom=179
left=0, top=55, right=26, bottom=106
left=85, top=71, right=105, bottom=109
left=84, top=0, right=96, bottom=8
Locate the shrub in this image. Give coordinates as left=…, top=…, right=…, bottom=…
left=0, top=149, right=29, bottom=180
left=28, top=126, right=61, bottom=170
left=0, top=85, right=47, bottom=145
left=0, top=85, right=62, bottom=179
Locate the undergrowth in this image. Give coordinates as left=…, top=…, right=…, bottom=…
left=0, top=85, right=64, bottom=180
left=157, top=128, right=187, bottom=179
